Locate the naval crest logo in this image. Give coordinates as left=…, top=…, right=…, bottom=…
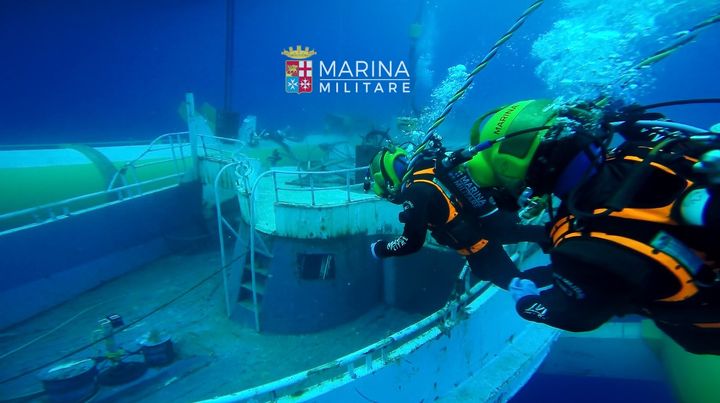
left=282, top=45, right=316, bottom=94
left=280, top=45, right=411, bottom=95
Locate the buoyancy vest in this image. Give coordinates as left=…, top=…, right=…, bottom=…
left=406, top=167, right=493, bottom=255
left=549, top=142, right=719, bottom=303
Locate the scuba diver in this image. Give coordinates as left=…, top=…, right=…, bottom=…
left=465, top=98, right=720, bottom=355
left=363, top=143, right=551, bottom=290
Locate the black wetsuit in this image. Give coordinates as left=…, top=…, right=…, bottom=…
left=372, top=167, right=549, bottom=290
left=516, top=142, right=720, bottom=355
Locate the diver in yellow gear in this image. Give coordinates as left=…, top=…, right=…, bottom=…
left=469, top=99, right=720, bottom=354
left=364, top=144, right=551, bottom=290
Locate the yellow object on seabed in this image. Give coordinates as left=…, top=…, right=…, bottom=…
left=641, top=320, right=720, bottom=403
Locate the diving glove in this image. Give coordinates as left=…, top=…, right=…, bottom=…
left=694, top=150, right=720, bottom=185
left=370, top=240, right=385, bottom=259
left=509, top=277, right=540, bottom=302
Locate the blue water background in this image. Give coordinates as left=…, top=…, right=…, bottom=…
left=511, top=373, right=677, bottom=403
left=2, top=0, right=717, bottom=146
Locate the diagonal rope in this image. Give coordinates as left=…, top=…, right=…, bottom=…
left=634, top=13, right=720, bottom=70
left=415, top=0, right=546, bottom=153
left=599, top=12, right=720, bottom=107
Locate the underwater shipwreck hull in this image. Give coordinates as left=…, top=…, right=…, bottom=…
left=0, top=116, right=336, bottom=329
left=209, top=159, right=566, bottom=401
left=200, top=282, right=560, bottom=402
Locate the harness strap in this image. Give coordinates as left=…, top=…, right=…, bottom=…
left=415, top=168, right=434, bottom=175
left=411, top=168, right=491, bottom=255
left=548, top=146, right=713, bottom=303
left=457, top=239, right=489, bottom=256
left=410, top=167, right=461, bottom=224
left=553, top=227, right=699, bottom=302
left=412, top=178, right=458, bottom=224
left=598, top=155, right=694, bottom=224
left=550, top=215, right=574, bottom=247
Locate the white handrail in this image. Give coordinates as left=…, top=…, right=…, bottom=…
left=0, top=173, right=185, bottom=223
left=249, top=166, right=367, bottom=206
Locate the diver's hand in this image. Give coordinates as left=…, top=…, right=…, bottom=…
left=694, top=150, right=720, bottom=185
left=509, top=277, right=540, bottom=302
left=370, top=240, right=385, bottom=259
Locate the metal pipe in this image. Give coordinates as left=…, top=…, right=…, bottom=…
left=223, top=0, right=236, bottom=112
left=609, top=119, right=710, bottom=135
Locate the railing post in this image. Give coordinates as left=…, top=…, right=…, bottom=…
left=346, top=170, right=351, bottom=203
left=178, top=133, right=188, bottom=172
left=214, top=163, right=236, bottom=318
left=130, top=165, right=142, bottom=195
left=272, top=172, right=279, bottom=203
left=169, top=134, right=180, bottom=180
left=185, top=92, right=200, bottom=181
left=309, top=173, right=315, bottom=206
left=249, top=175, right=261, bottom=332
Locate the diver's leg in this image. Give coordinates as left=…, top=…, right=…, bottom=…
left=466, top=241, right=521, bottom=290
left=481, top=211, right=549, bottom=245
left=521, top=265, right=554, bottom=288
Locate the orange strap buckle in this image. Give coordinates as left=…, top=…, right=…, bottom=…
left=458, top=239, right=489, bottom=256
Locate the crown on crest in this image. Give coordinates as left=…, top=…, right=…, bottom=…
left=282, top=45, right=317, bottom=59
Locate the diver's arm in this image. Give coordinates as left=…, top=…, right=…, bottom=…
left=371, top=189, right=430, bottom=258
left=372, top=210, right=428, bottom=257
left=371, top=229, right=426, bottom=257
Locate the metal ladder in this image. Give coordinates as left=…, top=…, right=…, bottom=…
left=213, top=158, right=272, bottom=332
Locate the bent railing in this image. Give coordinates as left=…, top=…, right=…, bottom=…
left=106, top=131, right=190, bottom=195
left=0, top=132, right=193, bottom=235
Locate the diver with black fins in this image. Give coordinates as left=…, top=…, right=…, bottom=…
left=363, top=141, right=553, bottom=291
left=466, top=98, right=720, bottom=355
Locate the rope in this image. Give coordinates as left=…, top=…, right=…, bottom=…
left=0, top=253, right=227, bottom=386
left=416, top=0, right=545, bottom=152
left=0, top=300, right=115, bottom=361
left=636, top=14, right=720, bottom=69
left=600, top=12, right=720, bottom=107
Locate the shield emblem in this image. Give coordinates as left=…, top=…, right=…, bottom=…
left=286, top=60, right=312, bottom=94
